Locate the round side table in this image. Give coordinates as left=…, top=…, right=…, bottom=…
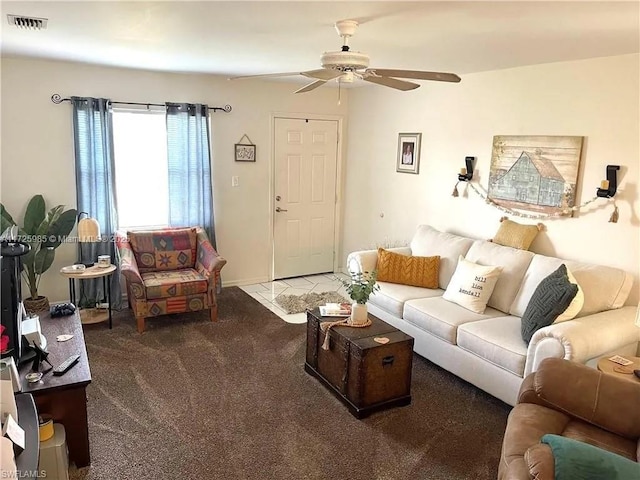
left=60, top=265, right=116, bottom=328
left=597, top=355, right=640, bottom=383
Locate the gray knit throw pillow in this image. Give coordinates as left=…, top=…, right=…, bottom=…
left=521, top=264, right=578, bottom=344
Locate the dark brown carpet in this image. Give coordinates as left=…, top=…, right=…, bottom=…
left=71, top=287, right=510, bottom=480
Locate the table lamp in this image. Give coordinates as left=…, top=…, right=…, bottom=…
left=77, top=212, right=100, bottom=267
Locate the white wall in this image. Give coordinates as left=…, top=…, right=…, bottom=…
left=0, top=57, right=348, bottom=302
left=343, top=54, right=639, bottom=305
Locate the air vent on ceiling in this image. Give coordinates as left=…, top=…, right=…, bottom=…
left=7, top=14, right=48, bottom=30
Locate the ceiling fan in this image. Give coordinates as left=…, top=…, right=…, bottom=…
left=229, top=20, right=461, bottom=94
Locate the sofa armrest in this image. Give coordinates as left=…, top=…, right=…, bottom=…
left=524, top=444, right=555, bottom=480
left=527, top=358, right=640, bottom=440
left=524, top=306, right=639, bottom=376
left=115, top=231, right=146, bottom=299
left=346, top=246, right=411, bottom=274
left=194, top=228, right=227, bottom=290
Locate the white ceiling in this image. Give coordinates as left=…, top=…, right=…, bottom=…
left=1, top=1, right=639, bottom=81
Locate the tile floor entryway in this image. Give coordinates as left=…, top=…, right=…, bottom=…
left=240, top=273, right=350, bottom=324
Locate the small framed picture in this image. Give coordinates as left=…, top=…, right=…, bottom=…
left=396, top=133, right=422, bottom=174
left=235, top=144, right=256, bottom=162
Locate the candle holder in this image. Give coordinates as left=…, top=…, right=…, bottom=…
left=596, top=165, right=620, bottom=198
left=457, top=156, right=475, bottom=182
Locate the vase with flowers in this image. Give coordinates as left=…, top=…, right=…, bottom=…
left=339, top=270, right=380, bottom=325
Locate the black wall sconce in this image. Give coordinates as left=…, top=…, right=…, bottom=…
left=596, top=165, right=620, bottom=198
left=458, top=156, right=475, bottom=182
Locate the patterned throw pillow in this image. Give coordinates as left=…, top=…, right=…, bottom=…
left=442, top=256, right=503, bottom=314
left=376, top=248, right=440, bottom=289
left=492, top=217, right=543, bottom=251
left=129, top=228, right=197, bottom=272
left=521, top=264, right=578, bottom=343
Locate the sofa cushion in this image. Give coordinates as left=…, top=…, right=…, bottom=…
left=521, top=264, right=579, bottom=344
left=565, top=260, right=633, bottom=317
left=403, top=297, right=503, bottom=344
left=457, top=316, right=527, bottom=376
left=409, top=225, right=474, bottom=289
left=509, top=254, right=633, bottom=318
left=443, top=255, right=503, bottom=314
left=369, top=281, right=443, bottom=318
left=465, top=240, right=534, bottom=313
left=376, top=248, right=440, bottom=288
left=142, top=268, right=208, bottom=300
left=144, top=293, right=210, bottom=316
left=129, top=227, right=198, bottom=273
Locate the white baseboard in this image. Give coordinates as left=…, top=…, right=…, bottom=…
left=223, top=277, right=271, bottom=287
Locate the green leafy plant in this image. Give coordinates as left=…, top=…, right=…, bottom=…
left=0, top=195, right=77, bottom=300
left=339, top=270, right=380, bottom=304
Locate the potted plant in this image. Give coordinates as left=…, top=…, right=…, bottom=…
left=1, top=195, right=77, bottom=313
left=340, top=270, right=380, bottom=325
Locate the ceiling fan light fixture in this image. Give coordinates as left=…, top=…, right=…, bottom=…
left=339, top=71, right=355, bottom=83
left=321, top=51, right=369, bottom=71
left=229, top=18, right=461, bottom=94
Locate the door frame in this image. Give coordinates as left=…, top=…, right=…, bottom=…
left=269, top=112, right=345, bottom=281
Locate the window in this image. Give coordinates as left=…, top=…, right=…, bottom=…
left=112, top=109, right=169, bottom=229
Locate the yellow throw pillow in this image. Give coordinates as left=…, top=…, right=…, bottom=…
left=376, top=248, right=440, bottom=289
left=492, top=217, right=543, bottom=251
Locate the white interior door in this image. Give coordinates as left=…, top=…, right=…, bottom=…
left=273, top=117, right=339, bottom=279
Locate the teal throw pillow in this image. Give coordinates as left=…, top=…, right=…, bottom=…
left=521, top=264, right=578, bottom=344
left=541, top=434, right=640, bottom=480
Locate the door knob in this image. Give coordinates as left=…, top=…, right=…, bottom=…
left=275, top=207, right=288, bottom=212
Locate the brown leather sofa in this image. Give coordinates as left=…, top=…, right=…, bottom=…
left=498, top=357, right=640, bottom=479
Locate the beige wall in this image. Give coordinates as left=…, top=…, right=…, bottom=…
left=342, top=54, right=639, bottom=305
left=3, top=54, right=639, bottom=307
left=0, top=57, right=348, bottom=302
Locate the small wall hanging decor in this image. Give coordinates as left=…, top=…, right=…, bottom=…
left=396, top=133, right=421, bottom=174
left=488, top=135, right=584, bottom=216
left=235, top=134, right=256, bottom=162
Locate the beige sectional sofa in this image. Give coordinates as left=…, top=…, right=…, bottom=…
left=347, top=225, right=638, bottom=406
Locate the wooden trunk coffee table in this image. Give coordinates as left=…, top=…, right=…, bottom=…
left=305, top=308, right=414, bottom=419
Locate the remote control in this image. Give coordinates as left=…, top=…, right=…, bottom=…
left=52, top=355, right=80, bottom=376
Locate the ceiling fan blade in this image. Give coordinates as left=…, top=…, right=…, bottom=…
left=366, top=69, right=461, bottom=83
left=228, top=71, right=304, bottom=80
left=301, top=69, right=344, bottom=81
left=362, top=76, right=419, bottom=91
left=294, top=79, right=327, bottom=94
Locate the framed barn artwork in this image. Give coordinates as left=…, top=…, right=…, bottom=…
left=488, top=136, right=584, bottom=215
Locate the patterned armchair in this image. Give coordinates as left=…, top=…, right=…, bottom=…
left=115, top=227, right=226, bottom=333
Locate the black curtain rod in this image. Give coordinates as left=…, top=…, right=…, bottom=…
left=50, top=94, right=232, bottom=113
